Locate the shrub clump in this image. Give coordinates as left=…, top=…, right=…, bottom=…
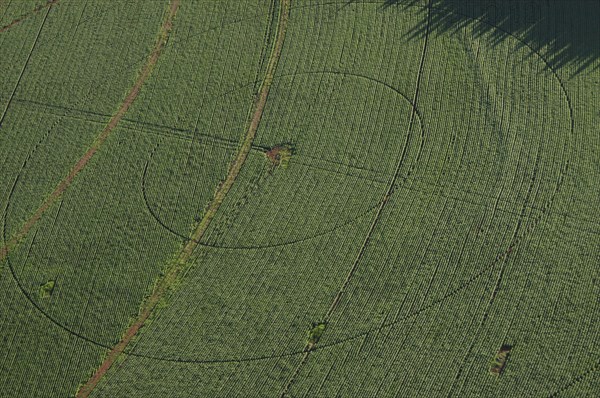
left=306, top=322, right=327, bottom=349
left=265, top=144, right=294, bottom=169
left=39, top=280, right=55, bottom=299
left=490, top=344, right=512, bottom=375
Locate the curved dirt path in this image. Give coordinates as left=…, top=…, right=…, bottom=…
left=2, top=0, right=575, bottom=378
left=75, top=0, right=291, bottom=396
left=0, top=0, right=59, bottom=33
left=0, top=0, right=179, bottom=264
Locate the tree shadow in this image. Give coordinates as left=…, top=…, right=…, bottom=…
left=378, top=0, right=600, bottom=76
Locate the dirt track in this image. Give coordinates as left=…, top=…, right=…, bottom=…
left=0, top=0, right=59, bottom=34
left=0, top=0, right=179, bottom=266
left=75, top=0, right=291, bottom=396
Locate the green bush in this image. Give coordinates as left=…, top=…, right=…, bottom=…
left=307, top=322, right=327, bottom=346
left=39, top=280, right=55, bottom=299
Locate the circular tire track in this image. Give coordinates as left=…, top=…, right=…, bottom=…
left=2, top=1, right=576, bottom=371
left=3, top=65, right=425, bottom=362
left=141, top=70, right=425, bottom=250
left=282, top=3, right=577, bottom=395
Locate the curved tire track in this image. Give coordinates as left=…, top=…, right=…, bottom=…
left=0, top=0, right=58, bottom=34
left=548, top=359, right=600, bottom=398
left=0, top=0, right=180, bottom=265
left=75, top=1, right=291, bottom=396
left=140, top=70, right=425, bottom=251
left=280, top=0, right=434, bottom=394
left=115, top=0, right=575, bottom=370
left=1, top=0, right=577, bottom=377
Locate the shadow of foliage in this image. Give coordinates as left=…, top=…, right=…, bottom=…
left=376, top=0, right=600, bottom=76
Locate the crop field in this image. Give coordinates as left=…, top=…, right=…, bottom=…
left=0, top=0, right=598, bottom=397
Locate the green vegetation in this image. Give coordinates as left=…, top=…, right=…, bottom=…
left=306, top=322, right=327, bottom=347
left=489, top=345, right=512, bottom=376
left=265, top=144, right=294, bottom=169
left=38, top=280, right=55, bottom=299
left=0, top=0, right=598, bottom=397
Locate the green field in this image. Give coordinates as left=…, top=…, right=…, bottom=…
left=0, top=0, right=598, bottom=397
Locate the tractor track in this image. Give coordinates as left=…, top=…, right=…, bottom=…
left=547, top=357, right=600, bottom=398
left=140, top=69, right=424, bottom=250
left=279, top=0, right=434, bottom=395
left=0, top=0, right=58, bottom=34
left=75, top=1, right=291, bottom=396
left=0, top=4, right=53, bottom=262
left=0, top=2, right=286, bottom=272
left=279, top=1, right=575, bottom=395
left=0, top=1, right=52, bottom=130
left=0, top=0, right=180, bottom=266
left=0, top=2, right=280, bottom=263
left=0, top=2, right=582, bottom=394
left=2, top=35, right=425, bottom=370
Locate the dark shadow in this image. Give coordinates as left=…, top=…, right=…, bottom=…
left=378, top=0, right=600, bottom=76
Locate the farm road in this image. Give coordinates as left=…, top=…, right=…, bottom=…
left=0, top=0, right=59, bottom=34
left=76, top=0, right=292, bottom=396
left=0, top=0, right=177, bottom=265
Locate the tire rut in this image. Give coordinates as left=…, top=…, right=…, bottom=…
left=0, top=0, right=179, bottom=265
left=74, top=1, right=291, bottom=396
left=0, top=1, right=580, bottom=386
left=0, top=0, right=58, bottom=34
left=140, top=69, right=424, bottom=251
left=279, top=0, right=434, bottom=395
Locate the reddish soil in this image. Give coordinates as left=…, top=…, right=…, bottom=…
left=266, top=146, right=283, bottom=163
left=0, top=0, right=59, bottom=34
left=76, top=1, right=291, bottom=396
left=73, top=2, right=180, bottom=397
left=0, top=0, right=179, bottom=266
left=265, top=144, right=293, bottom=167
